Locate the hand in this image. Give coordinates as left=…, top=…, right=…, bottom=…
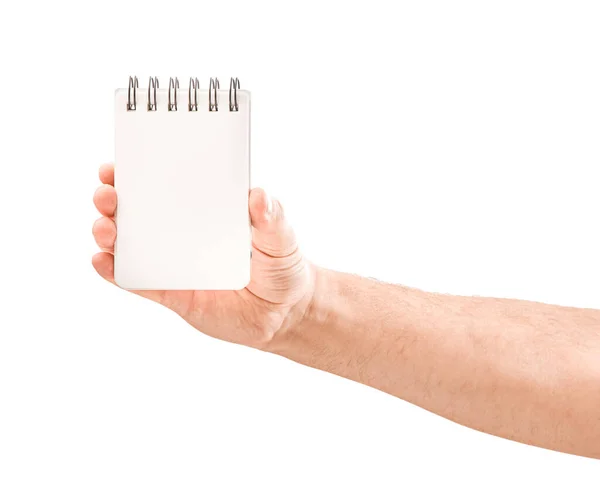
left=92, top=163, right=314, bottom=349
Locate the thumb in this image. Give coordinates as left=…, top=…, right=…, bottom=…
left=249, top=188, right=297, bottom=257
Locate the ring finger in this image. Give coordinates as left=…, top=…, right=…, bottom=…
left=92, top=217, right=116, bottom=252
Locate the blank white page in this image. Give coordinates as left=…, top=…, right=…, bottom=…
left=114, top=87, right=251, bottom=290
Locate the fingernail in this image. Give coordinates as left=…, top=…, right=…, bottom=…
left=265, top=193, right=273, bottom=215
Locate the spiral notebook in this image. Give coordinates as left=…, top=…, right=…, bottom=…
left=114, top=76, right=251, bottom=290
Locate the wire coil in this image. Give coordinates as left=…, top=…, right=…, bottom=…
left=229, top=77, right=240, bottom=112
left=189, top=78, right=199, bottom=111
left=147, top=77, right=159, bottom=111
left=209, top=77, right=220, bottom=112
left=168, top=77, right=179, bottom=111
left=127, top=76, right=138, bottom=111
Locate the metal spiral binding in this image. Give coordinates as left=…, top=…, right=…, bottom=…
left=125, top=76, right=241, bottom=111
left=147, top=77, right=159, bottom=111
left=127, top=76, right=138, bottom=111
left=229, top=78, right=240, bottom=112
left=209, top=77, right=220, bottom=111
left=188, top=78, right=199, bottom=111
left=168, top=77, right=179, bottom=111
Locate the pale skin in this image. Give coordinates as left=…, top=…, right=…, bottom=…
left=93, top=163, right=600, bottom=459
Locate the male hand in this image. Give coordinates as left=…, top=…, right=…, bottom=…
left=92, top=163, right=314, bottom=348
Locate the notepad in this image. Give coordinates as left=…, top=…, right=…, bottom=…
left=114, top=77, right=251, bottom=290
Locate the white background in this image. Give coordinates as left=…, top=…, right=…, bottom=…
left=1, top=1, right=599, bottom=494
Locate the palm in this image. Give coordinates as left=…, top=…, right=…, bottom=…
left=156, top=288, right=258, bottom=344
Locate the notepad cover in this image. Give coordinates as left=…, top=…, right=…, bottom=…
left=114, top=88, right=251, bottom=290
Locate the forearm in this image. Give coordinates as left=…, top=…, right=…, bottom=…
left=269, top=267, right=600, bottom=458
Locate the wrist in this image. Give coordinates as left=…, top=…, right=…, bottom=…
left=264, top=264, right=333, bottom=358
